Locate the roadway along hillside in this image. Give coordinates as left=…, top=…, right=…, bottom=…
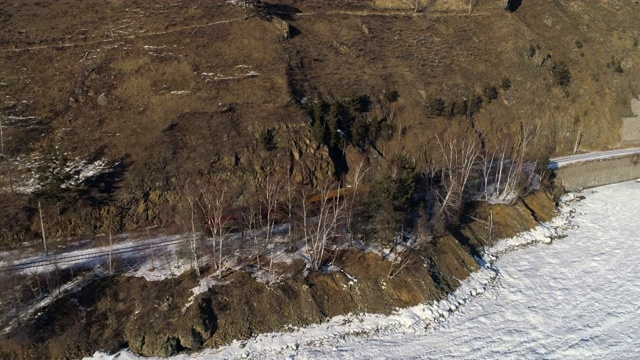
left=549, top=148, right=640, bottom=169
left=550, top=148, right=640, bottom=191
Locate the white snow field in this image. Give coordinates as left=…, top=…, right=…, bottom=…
left=86, top=180, right=640, bottom=360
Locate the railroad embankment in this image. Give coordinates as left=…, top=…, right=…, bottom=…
left=0, top=190, right=558, bottom=359
left=622, top=98, right=640, bottom=145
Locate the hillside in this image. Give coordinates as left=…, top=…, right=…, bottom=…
left=0, top=0, right=639, bottom=242
left=1, top=1, right=639, bottom=358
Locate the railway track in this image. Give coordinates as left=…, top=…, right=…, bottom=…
left=3, top=148, right=638, bottom=274
left=0, top=235, right=188, bottom=273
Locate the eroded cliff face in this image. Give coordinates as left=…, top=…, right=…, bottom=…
left=0, top=189, right=557, bottom=359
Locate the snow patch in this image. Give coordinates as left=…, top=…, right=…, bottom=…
left=182, top=275, right=230, bottom=313
left=12, top=156, right=116, bottom=194
left=201, top=70, right=260, bottom=81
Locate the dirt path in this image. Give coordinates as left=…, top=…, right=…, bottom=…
left=0, top=17, right=245, bottom=53
left=292, top=10, right=489, bottom=17
left=0, top=8, right=490, bottom=53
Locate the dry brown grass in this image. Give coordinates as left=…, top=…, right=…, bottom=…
left=373, top=0, right=415, bottom=9
left=112, top=57, right=151, bottom=73
left=0, top=0, right=639, bottom=244
left=373, top=0, right=472, bottom=12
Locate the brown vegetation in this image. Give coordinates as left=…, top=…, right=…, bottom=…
left=0, top=0, right=639, bottom=245
left=0, top=0, right=637, bottom=356
left=0, top=188, right=557, bottom=359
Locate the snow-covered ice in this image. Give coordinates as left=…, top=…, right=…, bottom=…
left=85, top=180, right=640, bottom=360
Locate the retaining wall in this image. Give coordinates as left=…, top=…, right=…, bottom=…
left=622, top=97, right=640, bottom=144
left=555, top=154, right=640, bottom=191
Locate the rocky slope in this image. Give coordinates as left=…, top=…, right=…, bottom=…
left=0, top=190, right=557, bottom=359
left=0, top=0, right=638, bottom=243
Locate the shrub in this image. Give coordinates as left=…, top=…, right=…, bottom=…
left=484, top=84, right=498, bottom=102
left=383, top=90, right=399, bottom=103
left=427, top=97, right=446, bottom=117
left=310, top=115, right=328, bottom=145
left=469, top=96, right=483, bottom=115
left=447, top=100, right=457, bottom=118
left=258, top=128, right=276, bottom=151
left=454, top=99, right=468, bottom=117
left=575, top=39, right=583, bottom=49
left=614, top=62, right=624, bottom=73
left=609, top=56, right=623, bottom=73
left=343, top=94, right=371, bottom=114
left=374, top=118, right=396, bottom=142
left=501, top=77, right=512, bottom=90
left=551, top=61, right=571, bottom=89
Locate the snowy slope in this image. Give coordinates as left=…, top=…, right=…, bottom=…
left=86, top=180, right=640, bottom=360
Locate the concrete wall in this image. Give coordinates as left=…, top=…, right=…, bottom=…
left=555, top=154, right=640, bottom=191
left=622, top=97, right=640, bottom=144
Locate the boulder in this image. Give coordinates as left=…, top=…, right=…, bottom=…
left=97, top=93, right=109, bottom=106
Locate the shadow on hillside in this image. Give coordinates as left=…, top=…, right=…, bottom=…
left=259, top=2, right=301, bottom=21
left=77, top=154, right=130, bottom=208
left=328, top=146, right=349, bottom=183
left=447, top=202, right=484, bottom=260
left=505, top=0, right=522, bottom=12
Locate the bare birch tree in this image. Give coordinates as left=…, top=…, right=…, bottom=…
left=0, top=114, right=13, bottom=192
left=242, top=203, right=261, bottom=265
left=199, top=180, right=231, bottom=272
left=436, top=134, right=480, bottom=218
left=283, top=174, right=298, bottom=252
left=480, top=144, right=498, bottom=201
left=259, top=175, right=283, bottom=282
left=573, top=126, right=583, bottom=155
left=174, top=187, right=201, bottom=277
left=147, top=228, right=156, bottom=271
left=499, top=123, right=538, bottom=202
left=345, top=160, right=367, bottom=245
left=299, top=182, right=345, bottom=271
left=0, top=115, right=4, bottom=160
left=186, top=197, right=201, bottom=277
left=38, top=200, right=48, bottom=257
left=387, top=244, right=416, bottom=279
left=106, top=227, right=115, bottom=275
left=466, top=210, right=495, bottom=247
left=483, top=122, right=540, bottom=204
